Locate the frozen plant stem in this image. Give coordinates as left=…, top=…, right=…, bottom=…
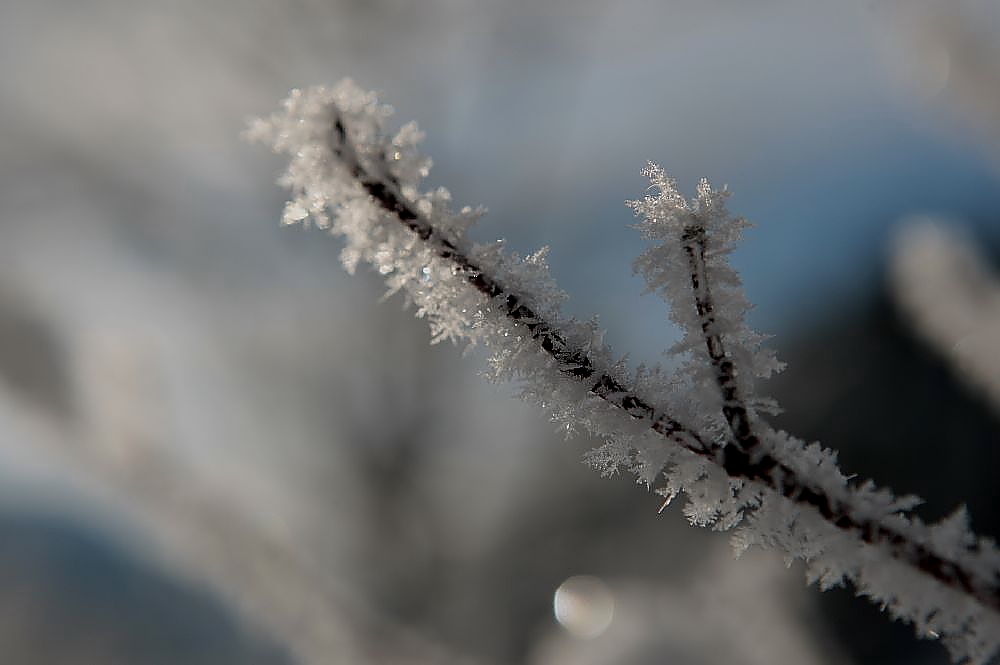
left=680, top=223, right=754, bottom=446
left=251, top=81, right=1000, bottom=664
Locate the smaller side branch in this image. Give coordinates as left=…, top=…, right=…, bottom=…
left=681, top=224, right=756, bottom=451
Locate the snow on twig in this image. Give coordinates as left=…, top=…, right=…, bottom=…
left=250, top=80, right=1000, bottom=664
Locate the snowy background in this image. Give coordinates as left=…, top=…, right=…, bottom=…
left=1, top=1, right=999, bottom=663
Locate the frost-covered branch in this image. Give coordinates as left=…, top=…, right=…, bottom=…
left=250, top=81, right=1000, bottom=664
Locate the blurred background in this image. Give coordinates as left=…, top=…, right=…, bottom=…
left=1, top=0, right=999, bottom=663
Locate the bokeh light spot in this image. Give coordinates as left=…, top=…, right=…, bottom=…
left=552, top=575, right=614, bottom=639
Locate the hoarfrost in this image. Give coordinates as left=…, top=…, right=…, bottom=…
left=252, top=81, right=1000, bottom=664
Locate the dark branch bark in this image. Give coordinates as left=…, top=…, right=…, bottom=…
left=680, top=225, right=757, bottom=450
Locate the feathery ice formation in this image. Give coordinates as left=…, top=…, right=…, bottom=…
left=250, top=80, right=1000, bottom=663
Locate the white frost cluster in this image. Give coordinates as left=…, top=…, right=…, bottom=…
left=252, top=81, right=1000, bottom=663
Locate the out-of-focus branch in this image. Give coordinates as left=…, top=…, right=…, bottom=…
left=891, top=220, right=1000, bottom=414
left=0, top=343, right=492, bottom=665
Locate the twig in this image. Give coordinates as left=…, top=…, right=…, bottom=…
left=251, top=81, right=1000, bottom=663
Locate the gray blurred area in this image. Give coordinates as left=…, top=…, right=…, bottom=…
left=1, top=1, right=1000, bottom=663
